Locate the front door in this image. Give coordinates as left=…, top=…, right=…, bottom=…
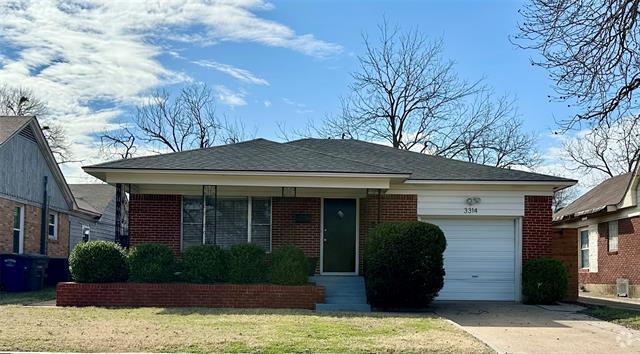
left=322, top=198, right=357, bottom=273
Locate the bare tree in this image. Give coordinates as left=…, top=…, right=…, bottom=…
left=0, top=85, right=72, bottom=163
left=322, top=22, right=539, bottom=169
left=515, top=0, right=640, bottom=130
left=553, top=186, right=579, bottom=212
left=101, top=84, right=251, bottom=159
left=564, top=115, right=640, bottom=178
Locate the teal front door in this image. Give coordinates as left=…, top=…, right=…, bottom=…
left=322, top=198, right=357, bottom=273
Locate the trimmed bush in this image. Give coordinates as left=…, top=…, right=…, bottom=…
left=229, top=244, right=268, bottom=284
left=364, top=221, right=446, bottom=308
left=522, top=258, right=568, bottom=304
left=69, top=240, right=128, bottom=283
left=182, top=245, right=229, bottom=283
left=128, top=243, right=176, bottom=283
left=270, top=245, right=309, bottom=285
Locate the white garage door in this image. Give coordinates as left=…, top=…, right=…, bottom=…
left=426, top=218, right=516, bottom=301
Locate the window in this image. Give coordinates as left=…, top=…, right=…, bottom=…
left=48, top=213, right=58, bottom=240
left=182, top=196, right=272, bottom=252
left=12, top=207, right=23, bottom=253
left=608, top=221, right=619, bottom=252
left=580, top=229, right=589, bottom=269
left=82, top=225, right=91, bottom=243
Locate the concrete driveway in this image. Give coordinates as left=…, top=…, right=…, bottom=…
left=433, top=301, right=640, bottom=354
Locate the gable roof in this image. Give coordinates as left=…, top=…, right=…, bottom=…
left=85, top=138, right=406, bottom=176
left=0, top=116, right=32, bottom=145
left=287, top=139, right=574, bottom=182
left=554, top=172, right=634, bottom=222
left=84, top=138, right=574, bottom=184
left=0, top=116, right=77, bottom=210
left=69, top=184, right=116, bottom=215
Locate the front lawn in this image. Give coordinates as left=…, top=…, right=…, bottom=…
left=581, top=305, right=640, bottom=330
left=0, top=305, right=491, bottom=353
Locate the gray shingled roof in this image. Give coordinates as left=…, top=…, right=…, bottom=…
left=86, top=139, right=405, bottom=175
left=85, top=138, right=574, bottom=183
left=69, top=184, right=116, bottom=215
left=554, top=172, right=633, bottom=222
left=288, top=139, right=574, bottom=182
left=0, top=116, right=32, bottom=145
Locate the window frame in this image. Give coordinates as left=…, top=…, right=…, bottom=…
left=181, top=195, right=272, bottom=252
left=13, top=206, right=24, bottom=254
left=608, top=220, right=619, bottom=252
left=48, top=212, right=58, bottom=240
left=579, top=228, right=590, bottom=269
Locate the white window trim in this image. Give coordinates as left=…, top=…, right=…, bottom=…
left=48, top=212, right=58, bottom=240
left=608, top=220, right=619, bottom=252
left=579, top=228, right=589, bottom=269
left=81, top=224, right=91, bottom=242
left=13, top=206, right=24, bottom=254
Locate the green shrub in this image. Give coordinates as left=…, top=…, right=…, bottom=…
left=69, top=240, right=128, bottom=283
left=364, top=221, right=446, bottom=308
left=522, top=258, right=568, bottom=304
left=270, top=245, right=309, bottom=285
left=127, top=243, right=176, bottom=283
left=182, top=245, right=229, bottom=283
left=229, top=244, right=268, bottom=284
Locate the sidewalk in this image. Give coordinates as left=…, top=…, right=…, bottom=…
left=579, top=292, right=640, bottom=311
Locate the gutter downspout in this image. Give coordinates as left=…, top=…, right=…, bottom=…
left=40, top=176, right=48, bottom=255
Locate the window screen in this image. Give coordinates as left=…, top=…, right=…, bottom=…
left=608, top=221, right=619, bottom=252
left=182, top=196, right=203, bottom=250
left=580, top=230, right=589, bottom=269
left=251, top=197, right=271, bottom=251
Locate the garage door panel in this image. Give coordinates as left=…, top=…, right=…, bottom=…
left=426, top=218, right=516, bottom=301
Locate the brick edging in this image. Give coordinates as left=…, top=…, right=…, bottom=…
left=56, top=282, right=325, bottom=309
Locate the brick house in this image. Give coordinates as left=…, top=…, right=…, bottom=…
left=554, top=165, right=640, bottom=297
left=0, top=116, right=77, bottom=257
left=84, top=138, right=575, bottom=302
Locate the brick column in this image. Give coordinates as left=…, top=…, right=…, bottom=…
left=522, top=195, right=553, bottom=264
left=129, top=194, right=182, bottom=254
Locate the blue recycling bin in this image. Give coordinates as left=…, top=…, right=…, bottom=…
left=0, top=254, right=29, bottom=292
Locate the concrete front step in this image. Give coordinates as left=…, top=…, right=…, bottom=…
left=311, top=275, right=371, bottom=312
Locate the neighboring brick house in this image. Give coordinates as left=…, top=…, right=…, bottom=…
left=0, top=116, right=77, bottom=258
left=84, top=138, right=574, bottom=302
left=554, top=166, right=640, bottom=297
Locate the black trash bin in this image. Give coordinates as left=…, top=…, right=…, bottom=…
left=46, top=257, right=70, bottom=286
left=26, top=254, right=49, bottom=291
left=0, top=254, right=49, bottom=292
left=0, top=254, right=29, bottom=292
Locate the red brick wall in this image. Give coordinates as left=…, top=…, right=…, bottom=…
left=579, top=217, right=640, bottom=285
left=129, top=194, right=181, bottom=254
left=552, top=228, right=579, bottom=301
left=523, top=195, right=553, bottom=264
left=0, top=197, right=69, bottom=257
left=271, top=197, right=321, bottom=261
left=359, top=194, right=418, bottom=272
left=56, top=282, right=324, bottom=309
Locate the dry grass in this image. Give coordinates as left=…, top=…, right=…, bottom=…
left=0, top=305, right=491, bottom=353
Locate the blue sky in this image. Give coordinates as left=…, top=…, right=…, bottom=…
left=0, top=0, right=581, bottom=183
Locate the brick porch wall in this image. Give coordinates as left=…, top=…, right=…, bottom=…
left=579, top=217, right=640, bottom=286
left=57, top=282, right=324, bottom=309
left=523, top=195, right=553, bottom=264
left=0, top=197, right=69, bottom=257
left=129, top=194, right=182, bottom=255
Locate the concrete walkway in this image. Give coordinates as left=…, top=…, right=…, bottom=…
left=434, top=301, right=640, bottom=354
left=579, top=293, right=640, bottom=311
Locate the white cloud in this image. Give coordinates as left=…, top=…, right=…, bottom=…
left=0, top=0, right=341, bottom=179
left=283, top=97, right=313, bottom=114
left=193, top=60, right=268, bottom=85
left=263, top=100, right=272, bottom=107
left=214, top=85, right=247, bottom=106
